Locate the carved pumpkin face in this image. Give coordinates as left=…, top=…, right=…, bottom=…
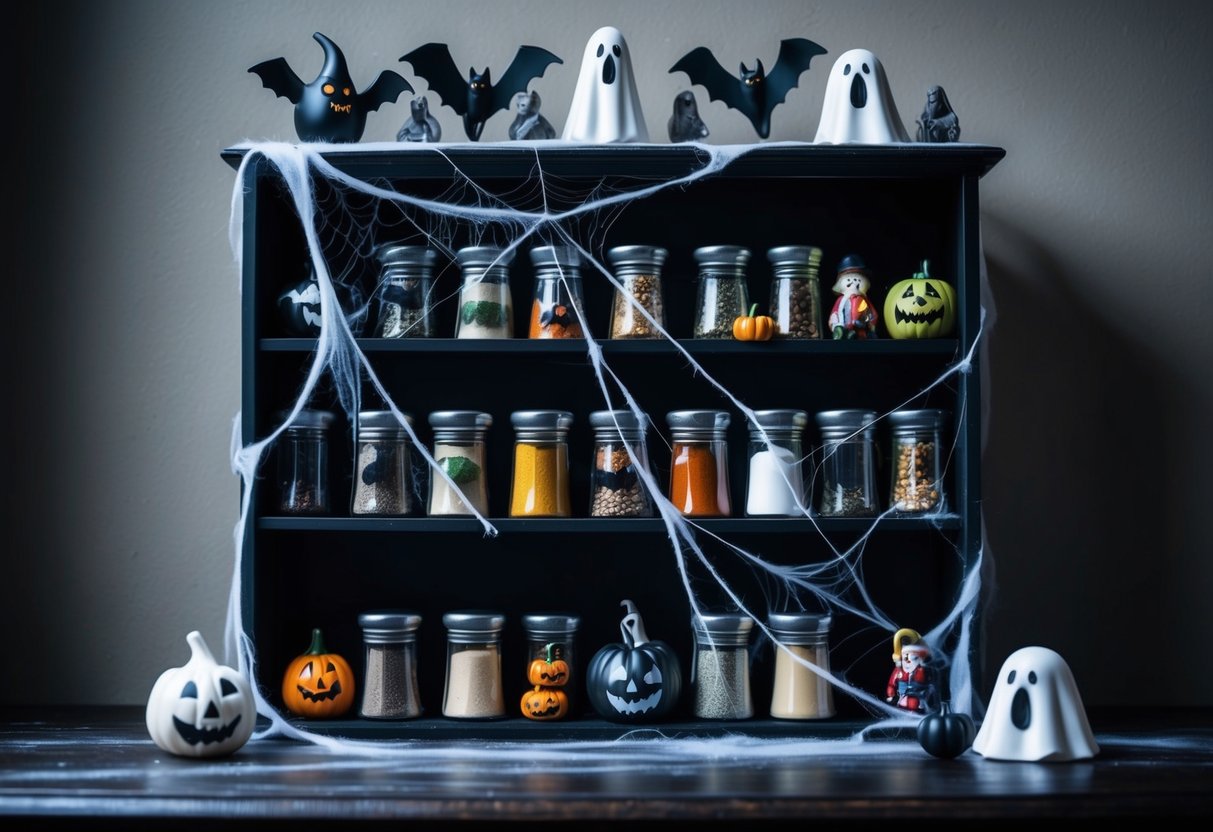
left=527, top=643, right=571, bottom=687
left=884, top=267, right=956, bottom=339
left=281, top=628, right=355, bottom=719
left=521, top=685, right=569, bottom=720
left=586, top=600, right=683, bottom=723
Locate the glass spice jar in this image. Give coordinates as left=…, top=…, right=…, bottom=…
left=522, top=612, right=581, bottom=716
left=667, top=410, right=732, bottom=517
left=455, top=246, right=514, bottom=339
left=745, top=409, right=808, bottom=517
left=276, top=409, right=335, bottom=515
left=442, top=610, right=507, bottom=719
left=358, top=610, right=423, bottom=719
left=528, top=245, right=586, bottom=338
left=691, top=612, right=755, bottom=720
left=373, top=243, right=437, bottom=338
left=767, top=245, right=824, bottom=339
left=888, top=409, right=950, bottom=514
left=427, top=410, right=492, bottom=517
left=814, top=409, right=879, bottom=517
left=607, top=245, right=668, bottom=339
left=692, top=245, right=751, bottom=339
left=768, top=611, right=835, bottom=720
left=351, top=410, right=414, bottom=516
left=589, top=409, right=654, bottom=518
left=509, top=410, right=573, bottom=517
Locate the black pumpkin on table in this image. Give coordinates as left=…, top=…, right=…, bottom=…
left=586, top=599, right=683, bottom=723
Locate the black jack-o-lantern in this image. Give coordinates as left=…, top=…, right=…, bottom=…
left=586, top=599, right=682, bottom=723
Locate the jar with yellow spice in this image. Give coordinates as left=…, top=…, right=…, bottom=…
left=666, top=409, right=732, bottom=517
left=509, top=410, right=573, bottom=517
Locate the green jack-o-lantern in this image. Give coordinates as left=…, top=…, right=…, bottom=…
left=586, top=599, right=682, bottom=723
left=884, top=261, right=957, bottom=339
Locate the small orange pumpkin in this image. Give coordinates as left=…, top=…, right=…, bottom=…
left=527, top=643, right=571, bottom=687
left=732, top=303, right=774, bottom=341
left=521, top=685, right=569, bottom=720
left=281, top=628, right=355, bottom=719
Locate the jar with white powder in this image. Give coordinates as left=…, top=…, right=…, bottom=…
left=814, top=409, right=879, bottom=517
left=442, top=610, right=507, bottom=719
left=454, top=246, right=514, bottom=338
left=744, top=409, right=808, bottom=516
left=351, top=410, right=414, bottom=516
left=427, top=410, right=492, bottom=516
left=690, top=612, right=754, bottom=720
left=768, top=610, right=835, bottom=720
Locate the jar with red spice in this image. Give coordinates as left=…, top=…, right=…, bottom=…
left=666, top=410, right=732, bottom=517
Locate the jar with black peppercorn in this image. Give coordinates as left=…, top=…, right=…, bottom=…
left=767, top=245, right=824, bottom=339
left=373, top=244, right=436, bottom=338
left=607, top=245, right=668, bottom=339
left=351, top=410, right=415, bottom=516
left=276, top=409, right=334, bottom=515
left=589, top=409, right=654, bottom=517
left=887, top=409, right=950, bottom=514
left=358, top=610, right=423, bottom=719
left=692, top=246, right=751, bottom=339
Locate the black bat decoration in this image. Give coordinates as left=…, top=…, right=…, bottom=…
left=400, top=43, right=563, bottom=141
left=250, top=32, right=412, bottom=143
left=669, top=38, right=827, bottom=139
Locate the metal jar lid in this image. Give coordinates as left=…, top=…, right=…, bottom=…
left=748, top=409, right=808, bottom=438
left=456, top=246, right=514, bottom=280
left=767, top=245, right=824, bottom=279
left=356, top=410, right=414, bottom=440
left=358, top=610, right=423, bottom=644
left=691, top=612, right=755, bottom=647
left=589, top=409, right=649, bottom=441
left=522, top=612, right=582, bottom=639
left=376, top=244, right=437, bottom=275
left=666, top=409, right=730, bottom=440
left=607, top=245, right=668, bottom=276
left=443, top=610, right=506, bottom=643
left=887, top=408, right=950, bottom=434
left=429, top=410, right=493, bottom=441
left=278, top=409, right=335, bottom=436
left=511, top=410, right=573, bottom=441
left=693, top=245, right=751, bottom=273
left=768, top=611, right=833, bottom=645
left=815, top=409, right=878, bottom=441
left=530, top=245, right=583, bottom=274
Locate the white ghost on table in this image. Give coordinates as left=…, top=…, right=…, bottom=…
left=562, top=26, right=648, bottom=143
left=813, top=48, right=910, bottom=144
left=972, top=646, right=1100, bottom=762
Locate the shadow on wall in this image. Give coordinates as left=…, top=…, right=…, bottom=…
left=979, top=214, right=1177, bottom=708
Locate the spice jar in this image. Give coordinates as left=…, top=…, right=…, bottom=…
left=589, top=409, right=654, bottom=518
left=888, top=409, right=950, bottom=514
left=692, top=246, right=751, bottom=339
left=358, top=610, right=423, bottom=719
left=522, top=612, right=581, bottom=717
left=351, top=410, right=414, bottom=516
left=276, top=409, right=334, bottom=514
left=509, top=410, right=573, bottom=517
left=745, top=409, right=808, bottom=517
left=607, top=245, right=668, bottom=339
left=691, top=613, right=754, bottom=720
left=528, top=245, right=585, bottom=338
left=427, top=410, right=492, bottom=516
left=667, top=410, right=732, bottom=516
left=442, top=610, right=506, bottom=719
left=814, top=409, right=879, bottom=517
left=768, top=611, right=835, bottom=720
left=767, top=245, right=824, bottom=339
left=373, top=244, right=436, bottom=338
left=455, top=246, right=514, bottom=338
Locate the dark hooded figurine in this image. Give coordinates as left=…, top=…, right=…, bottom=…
left=916, top=85, right=961, bottom=143
left=397, top=95, right=442, bottom=142
left=667, top=90, right=709, bottom=142
left=508, top=90, right=556, bottom=140
left=250, top=32, right=412, bottom=143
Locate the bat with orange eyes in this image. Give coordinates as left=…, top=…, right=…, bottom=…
left=250, top=32, right=412, bottom=143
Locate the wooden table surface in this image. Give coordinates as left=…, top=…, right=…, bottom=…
left=2, top=707, right=1211, bottom=827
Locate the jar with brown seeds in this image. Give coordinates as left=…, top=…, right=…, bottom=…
left=589, top=409, right=654, bottom=517
left=767, top=245, right=824, bottom=339
left=887, top=409, right=950, bottom=514
left=607, top=245, right=668, bottom=339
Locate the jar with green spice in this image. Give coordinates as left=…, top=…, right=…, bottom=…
left=509, top=410, right=573, bottom=517
left=692, top=246, right=751, bottom=339
left=427, top=410, right=492, bottom=516
left=454, top=246, right=514, bottom=338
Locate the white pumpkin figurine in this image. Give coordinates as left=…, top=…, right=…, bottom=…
left=146, top=630, right=256, bottom=757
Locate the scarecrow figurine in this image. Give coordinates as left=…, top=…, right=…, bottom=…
left=829, top=254, right=879, bottom=339
left=886, top=628, right=936, bottom=713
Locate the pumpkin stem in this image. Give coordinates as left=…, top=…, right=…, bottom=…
left=545, top=642, right=557, bottom=663
left=620, top=599, right=651, bottom=646
left=307, top=628, right=327, bottom=656
left=186, top=630, right=216, bottom=665
left=748, top=303, right=758, bottom=317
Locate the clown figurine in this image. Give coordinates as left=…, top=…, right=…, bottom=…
left=886, top=628, right=936, bottom=713
left=829, top=254, right=879, bottom=339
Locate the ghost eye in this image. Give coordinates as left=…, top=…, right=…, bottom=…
left=220, top=678, right=239, bottom=696
left=613, top=45, right=621, bottom=57
left=342, top=87, right=351, bottom=97
left=181, top=681, right=198, bottom=698
left=597, top=44, right=604, bottom=58
left=1028, top=671, right=1038, bottom=684
left=862, top=63, right=871, bottom=74
left=843, top=64, right=851, bottom=76
left=1007, top=670, right=1017, bottom=684
left=298, top=661, right=313, bottom=681
left=322, top=83, right=335, bottom=95
left=326, top=662, right=336, bottom=673
left=925, top=283, right=941, bottom=298
left=902, top=285, right=916, bottom=298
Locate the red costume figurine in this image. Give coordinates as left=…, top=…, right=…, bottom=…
left=886, top=628, right=935, bottom=713
left=829, top=254, right=879, bottom=339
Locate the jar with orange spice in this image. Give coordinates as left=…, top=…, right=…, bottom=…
left=528, top=246, right=586, bottom=339
left=509, top=410, right=573, bottom=517
left=666, top=410, right=732, bottom=517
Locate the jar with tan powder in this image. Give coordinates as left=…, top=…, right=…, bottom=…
left=768, top=610, right=835, bottom=720
left=442, top=610, right=507, bottom=719
left=427, top=410, right=492, bottom=516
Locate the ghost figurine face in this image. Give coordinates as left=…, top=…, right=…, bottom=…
left=562, top=26, right=649, bottom=142
left=972, top=646, right=1100, bottom=762
left=813, top=48, right=910, bottom=144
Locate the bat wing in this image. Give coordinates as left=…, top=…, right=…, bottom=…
left=670, top=47, right=745, bottom=111
left=491, top=45, right=563, bottom=112
left=762, top=37, right=827, bottom=112
left=359, top=70, right=413, bottom=112
left=400, top=42, right=470, bottom=115
left=249, top=58, right=304, bottom=104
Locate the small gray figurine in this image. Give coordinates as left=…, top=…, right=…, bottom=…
left=916, top=85, right=960, bottom=143
left=668, top=90, right=709, bottom=143
left=397, top=95, right=442, bottom=142
left=508, top=90, right=556, bottom=140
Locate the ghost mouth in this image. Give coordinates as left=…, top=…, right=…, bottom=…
left=850, top=74, right=867, bottom=108
left=172, top=714, right=242, bottom=746
left=602, top=53, right=616, bottom=85
left=894, top=307, right=944, bottom=325
left=1011, top=687, right=1031, bottom=730
left=606, top=689, right=661, bottom=714
left=330, top=102, right=352, bottom=114
left=297, top=680, right=343, bottom=702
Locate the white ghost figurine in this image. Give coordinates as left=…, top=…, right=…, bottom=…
left=562, top=26, right=649, bottom=143
left=813, top=48, right=910, bottom=144
left=972, top=646, right=1100, bottom=762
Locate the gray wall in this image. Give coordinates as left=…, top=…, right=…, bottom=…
left=9, top=0, right=1211, bottom=707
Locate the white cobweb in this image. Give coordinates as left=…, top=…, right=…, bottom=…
left=222, top=138, right=994, bottom=759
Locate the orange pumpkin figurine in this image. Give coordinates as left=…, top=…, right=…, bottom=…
left=732, top=303, right=774, bottom=341
left=521, top=685, right=570, bottom=720
left=281, top=628, right=356, bottom=718
left=527, top=643, right=571, bottom=687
